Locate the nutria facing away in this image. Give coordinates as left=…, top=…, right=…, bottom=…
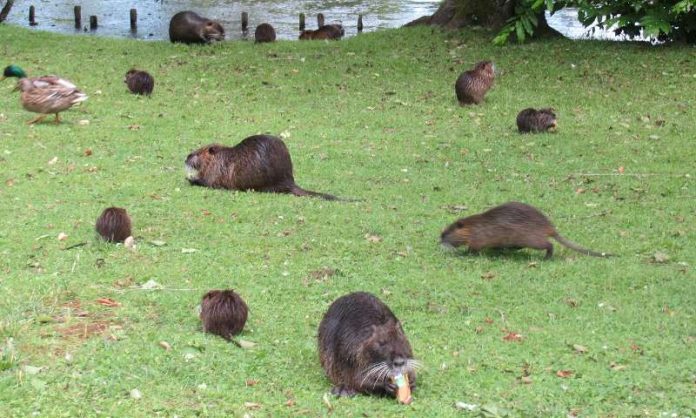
left=440, top=202, right=611, bottom=259
left=95, top=207, right=132, bottom=243
left=517, top=108, right=557, bottom=133
left=185, top=135, right=340, bottom=200
left=299, top=24, right=344, bottom=40
left=124, top=69, right=154, bottom=96
left=455, top=60, right=495, bottom=105
left=318, top=292, right=418, bottom=399
left=169, top=11, right=225, bottom=44
left=254, top=23, right=276, bottom=43
left=200, top=289, right=248, bottom=340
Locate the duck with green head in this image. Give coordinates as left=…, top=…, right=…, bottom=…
left=2, top=64, right=88, bottom=124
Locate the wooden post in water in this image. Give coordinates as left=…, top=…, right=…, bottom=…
left=241, top=12, right=248, bottom=32
left=28, top=5, right=37, bottom=26
left=317, top=13, right=324, bottom=28
left=74, top=6, right=81, bottom=29
left=299, top=13, right=305, bottom=31
left=130, top=9, right=137, bottom=31
left=357, top=14, right=363, bottom=33
left=89, top=15, right=97, bottom=30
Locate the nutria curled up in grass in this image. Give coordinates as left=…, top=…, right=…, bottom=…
left=200, top=289, right=248, bottom=340
left=95, top=207, right=132, bottom=243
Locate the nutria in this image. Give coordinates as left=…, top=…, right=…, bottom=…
left=185, top=135, right=340, bottom=200
left=169, top=11, right=225, bottom=44
left=318, top=292, right=418, bottom=398
left=254, top=23, right=276, bottom=43
left=200, top=289, right=248, bottom=340
left=440, top=202, right=611, bottom=259
left=299, top=24, right=344, bottom=40
left=95, top=207, right=132, bottom=243
left=124, top=69, right=154, bottom=96
left=517, top=108, right=557, bottom=133
left=455, top=60, right=495, bottom=105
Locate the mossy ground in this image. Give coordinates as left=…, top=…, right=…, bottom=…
left=0, top=25, right=694, bottom=417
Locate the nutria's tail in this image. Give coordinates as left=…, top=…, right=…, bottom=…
left=290, top=184, right=339, bottom=201
left=551, top=233, right=612, bottom=257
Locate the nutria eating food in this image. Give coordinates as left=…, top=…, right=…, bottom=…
left=169, top=11, right=225, bottom=44
left=440, top=202, right=611, bottom=259
left=517, top=108, right=557, bottom=133
left=185, top=134, right=340, bottom=200
left=95, top=207, right=132, bottom=243
left=454, top=60, right=495, bottom=105
left=299, top=24, right=344, bottom=40
left=124, top=69, right=154, bottom=96
left=254, top=23, right=276, bottom=43
left=318, top=292, right=418, bottom=401
left=200, top=289, right=248, bottom=340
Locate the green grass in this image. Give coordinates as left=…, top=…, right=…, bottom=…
left=0, top=24, right=694, bottom=417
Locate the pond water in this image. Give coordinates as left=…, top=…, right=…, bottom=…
left=4, top=1, right=628, bottom=42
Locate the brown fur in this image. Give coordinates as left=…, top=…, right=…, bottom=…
left=124, top=69, right=154, bottom=96
left=200, top=289, right=248, bottom=340
left=318, top=292, right=417, bottom=398
left=254, top=23, right=276, bottom=43
left=440, top=202, right=611, bottom=259
left=299, top=24, right=344, bottom=40
left=185, top=135, right=339, bottom=200
left=95, top=207, right=132, bottom=243
left=517, top=108, right=557, bottom=133
left=455, top=60, right=495, bottom=105
left=169, top=11, right=225, bottom=44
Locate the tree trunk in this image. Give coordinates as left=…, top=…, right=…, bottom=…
left=405, top=0, right=559, bottom=39
left=0, top=1, right=14, bottom=23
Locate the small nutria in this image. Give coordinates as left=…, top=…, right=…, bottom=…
left=95, top=207, right=132, bottom=243
left=169, top=11, right=225, bottom=44
left=124, top=69, right=154, bottom=96
left=200, top=289, right=248, bottom=340
left=254, top=23, right=276, bottom=43
left=455, top=60, right=495, bottom=105
left=185, top=135, right=339, bottom=200
left=517, top=108, right=557, bottom=133
left=299, top=24, right=344, bottom=40
left=440, top=202, right=611, bottom=259
left=318, top=292, right=418, bottom=399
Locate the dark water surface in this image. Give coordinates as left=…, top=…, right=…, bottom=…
left=4, top=0, right=441, bottom=40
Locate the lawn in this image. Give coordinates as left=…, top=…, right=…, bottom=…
left=0, top=24, right=694, bottom=417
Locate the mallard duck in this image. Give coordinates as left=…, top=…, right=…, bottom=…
left=2, top=65, right=88, bottom=124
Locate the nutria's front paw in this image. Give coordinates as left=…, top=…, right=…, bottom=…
left=331, top=385, right=357, bottom=397
left=385, top=380, right=397, bottom=396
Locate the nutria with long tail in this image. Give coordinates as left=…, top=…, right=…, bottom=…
left=299, top=24, right=344, bottom=40
left=440, top=202, right=612, bottom=259
left=455, top=60, right=495, bottom=105
left=254, top=23, right=276, bottom=43
left=95, top=207, right=132, bottom=243
left=124, top=69, right=154, bottom=96
left=200, top=289, right=248, bottom=340
left=517, top=108, right=557, bottom=133
left=185, top=135, right=341, bottom=200
left=169, top=11, right=225, bottom=44
left=318, top=292, right=418, bottom=400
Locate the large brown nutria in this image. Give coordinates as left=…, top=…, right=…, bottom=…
left=169, top=11, right=225, bottom=44
left=254, top=23, right=276, bottom=43
left=124, top=69, right=154, bottom=96
left=200, top=289, right=248, bottom=340
left=455, top=60, right=495, bottom=105
left=185, top=135, right=340, bottom=200
left=318, top=292, right=418, bottom=399
left=517, top=108, right=557, bottom=133
left=95, top=207, right=132, bottom=243
left=440, top=202, right=611, bottom=259
left=299, top=24, right=344, bottom=40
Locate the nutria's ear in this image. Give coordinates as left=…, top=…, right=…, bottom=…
left=208, top=145, right=221, bottom=155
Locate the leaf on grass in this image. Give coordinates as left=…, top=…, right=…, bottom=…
left=245, top=379, right=259, bottom=387
left=140, top=279, right=163, bottom=290
left=57, top=232, right=68, bottom=241
left=22, top=365, right=42, bottom=375
left=651, top=251, right=670, bottom=263
left=556, top=370, right=573, bottom=378
left=234, top=339, right=257, bottom=349
left=124, top=236, right=136, bottom=250
left=244, top=402, right=261, bottom=410
left=503, top=332, right=523, bottom=342
left=609, top=362, right=626, bottom=371
left=158, top=341, right=171, bottom=351
left=364, top=233, right=382, bottom=243
left=572, top=344, right=588, bottom=354
left=130, top=388, right=142, bottom=399
left=96, top=297, right=121, bottom=307
left=481, top=271, right=496, bottom=281
left=454, top=401, right=478, bottom=411
left=519, top=375, right=533, bottom=384
left=322, top=392, right=333, bottom=411
left=181, top=248, right=198, bottom=254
